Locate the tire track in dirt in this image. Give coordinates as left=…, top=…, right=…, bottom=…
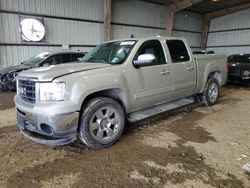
left=5, top=100, right=246, bottom=188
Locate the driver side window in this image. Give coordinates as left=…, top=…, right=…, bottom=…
left=135, top=40, right=166, bottom=65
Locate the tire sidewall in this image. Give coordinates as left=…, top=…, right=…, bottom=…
left=203, top=78, right=219, bottom=106
left=79, top=97, right=125, bottom=149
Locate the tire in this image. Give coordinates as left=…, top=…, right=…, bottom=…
left=78, top=97, right=125, bottom=149
left=199, top=78, right=219, bottom=106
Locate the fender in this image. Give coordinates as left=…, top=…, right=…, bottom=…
left=200, top=64, right=221, bottom=93
left=69, top=70, right=131, bottom=112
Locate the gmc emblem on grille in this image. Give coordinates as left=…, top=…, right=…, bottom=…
left=19, top=87, right=26, bottom=95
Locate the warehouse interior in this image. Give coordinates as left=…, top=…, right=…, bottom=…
left=1, top=0, right=250, bottom=68
left=0, top=0, right=250, bottom=187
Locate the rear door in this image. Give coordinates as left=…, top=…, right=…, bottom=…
left=72, top=53, right=85, bottom=61
left=131, top=40, right=174, bottom=110
left=166, top=40, right=196, bottom=100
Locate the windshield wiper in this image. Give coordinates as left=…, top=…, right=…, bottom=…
left=92, top=60, right=107, bottom=64
left=87, top=58, right=107, bottom=64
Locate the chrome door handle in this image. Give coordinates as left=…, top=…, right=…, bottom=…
left=161, top=70, right=170, bottom=75
left=187, top=66, right=194, bottom=70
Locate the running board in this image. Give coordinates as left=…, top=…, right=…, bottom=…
left=127, top=97, right=194, bottom=122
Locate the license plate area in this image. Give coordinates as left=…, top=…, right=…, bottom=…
left=17, top=113, right=37, bottom=132
left=17, top=115, right=25, bottom=130
left=242, top=76, right=250, bottom=80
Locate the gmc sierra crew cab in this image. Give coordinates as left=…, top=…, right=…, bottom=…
left=15, top=36, right=227, bottom=149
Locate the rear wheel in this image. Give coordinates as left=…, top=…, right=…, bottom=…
left=78, top=97, right=125, bottom=149
left=199, top=78, right=219, bottom=106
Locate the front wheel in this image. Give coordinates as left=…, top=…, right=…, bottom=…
left=199, top=78, right=220, bottom=106
left=78, top=97, right=125, bottom=149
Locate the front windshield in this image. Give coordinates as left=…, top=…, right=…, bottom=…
left=80, top=40, right=136, bottom=64
left=23, top=52, right=50, bottom=65
left=228, top=54, right=250, bottom=63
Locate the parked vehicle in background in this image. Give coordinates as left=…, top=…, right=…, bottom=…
left=15, top=36, right=227, bottom=149
left=227, top=54, right=250, bottom=84
left=0, top=51, right=86, bottom=91
left=193, top=50, right=215, bottom=55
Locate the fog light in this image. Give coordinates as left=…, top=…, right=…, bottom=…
left=40, top=124, right=53, bottom=134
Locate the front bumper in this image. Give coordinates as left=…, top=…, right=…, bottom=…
left=16, top=108, right=79, bottom=146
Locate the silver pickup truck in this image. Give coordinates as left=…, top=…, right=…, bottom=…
left=15, top=36, right=227, bottom=149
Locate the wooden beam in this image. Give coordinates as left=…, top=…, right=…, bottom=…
left=201, top=15, right=210, bottom=49
left=166, top=0, right=204, bottom=36
left=201, top=2, right=250, bottom=49
left=205, top=2, right=250, bottom=20
left=166, top=7, right=174, bottom=36
left=104, top=0, right=111, bottom=41
left=171, top=0, right=203, bottom=12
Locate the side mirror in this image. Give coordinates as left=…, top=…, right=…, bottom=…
left=133, top=54, right=156, bottom=68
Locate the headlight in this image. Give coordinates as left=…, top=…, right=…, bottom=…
left=39, top=82, right=66, bottom=101
left=7, top=72, right=18, bottom=82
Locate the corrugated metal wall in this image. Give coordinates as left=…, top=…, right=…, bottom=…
left=112, top=0, right=202, bottom=49
left=173, top=11, right=202, bottom=49
left=0, top=0, right=103, bottom=20
left=0, top=0, right=203, bottom=68
left=207, top=9, right=250, bottom=56
left=0, top=0, right=104, bottom=68
left=112, top=0, right=166, bottom=28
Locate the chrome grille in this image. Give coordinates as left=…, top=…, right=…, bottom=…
left=18, top=79, right=36, bottom=103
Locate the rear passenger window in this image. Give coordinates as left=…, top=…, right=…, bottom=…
left=71, top=54, right=78, bottom=61
left=77, top=53, right=85, bottom=58
left=62, top=54, right=72, bottom=63
left=72, top=53, right=85, bottom=61
left=166, top=40, right=190, bottom=63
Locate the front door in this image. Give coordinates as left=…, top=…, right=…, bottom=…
left=130, top=40, right=174, bottom=111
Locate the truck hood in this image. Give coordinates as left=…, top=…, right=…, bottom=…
left=17, top=62, right=111, bottom=81
left=0, top=64, right=31, bottom=75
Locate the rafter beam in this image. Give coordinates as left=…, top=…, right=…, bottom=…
left=205, top=2, right=250, bottom=20
left=201, top=2, right=250, bottom=49
left=166, top=0, right=204, bottom=36
left=169, top=0, right=204, bottom=12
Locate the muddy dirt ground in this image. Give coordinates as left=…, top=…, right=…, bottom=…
left=0, top=86, right=249, bottom=188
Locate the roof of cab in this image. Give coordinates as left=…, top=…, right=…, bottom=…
left=103, top=36, right=186, bottom=43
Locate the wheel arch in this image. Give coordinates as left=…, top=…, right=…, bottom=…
left=80, top=88, right=128, bottom=114
left=201, top=71, right=222, bottom=93
left=208, top=71, right=222, bottom=84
